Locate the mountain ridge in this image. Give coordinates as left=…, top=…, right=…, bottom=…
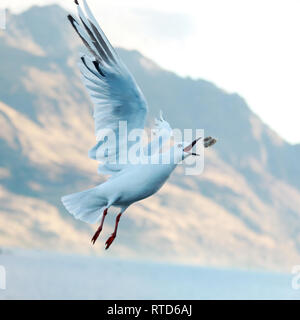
left=0, top=4, right=300, bottom=271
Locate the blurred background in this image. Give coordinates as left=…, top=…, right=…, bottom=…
left=0, top=0, right=300, bottom=299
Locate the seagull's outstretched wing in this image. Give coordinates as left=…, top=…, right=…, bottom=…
left=68, top=0, right=148, bottom=167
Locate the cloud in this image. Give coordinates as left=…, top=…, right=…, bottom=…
left=132, top=8, right=194, bottom=41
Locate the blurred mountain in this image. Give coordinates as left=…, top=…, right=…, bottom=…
left=1, top=5, right=300, bottom=271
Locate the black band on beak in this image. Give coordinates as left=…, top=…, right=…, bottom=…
left=183, top=137, right=201, bottom=153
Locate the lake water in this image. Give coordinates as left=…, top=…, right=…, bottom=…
left=0, top=249, right=299, bottom=299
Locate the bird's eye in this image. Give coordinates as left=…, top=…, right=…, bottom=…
left=177, top=143, right=183, bottom=148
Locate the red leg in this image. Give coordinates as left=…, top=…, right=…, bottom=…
left=105, top=212, right=122, bottom=250
left=91, top=208, right=108, bottom=245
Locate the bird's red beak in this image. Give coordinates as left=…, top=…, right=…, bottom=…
left=183, top=137, right=201, bottom=156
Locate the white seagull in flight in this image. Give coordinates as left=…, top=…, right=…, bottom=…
left=62, top=0, right=217, bottom=249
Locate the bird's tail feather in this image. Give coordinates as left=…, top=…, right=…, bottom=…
left=61, top=187, right=107, bottom=224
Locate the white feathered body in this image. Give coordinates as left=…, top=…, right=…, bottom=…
left=61, top=1, right=216, bottom=232
left=62, top=161, right=177, bottom=224
left=98, top=163, right=176, bottom=207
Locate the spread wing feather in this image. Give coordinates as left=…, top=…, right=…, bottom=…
left=68, top=0, right=148, bottom=167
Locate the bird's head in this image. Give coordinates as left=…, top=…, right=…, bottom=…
left=173, top=136, right=217, bottom=163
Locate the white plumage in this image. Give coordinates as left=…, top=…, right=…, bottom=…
left=62, top=0, right=216, bottom=249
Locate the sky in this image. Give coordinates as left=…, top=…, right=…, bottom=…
left=1, top=0, right=300, bottom=144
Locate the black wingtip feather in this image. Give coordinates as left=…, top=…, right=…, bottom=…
left=67, top=14, right=102, bottom=63
left=67, top=14, right=77, bottom=26
left=81, top=56, right=105, bottom=78
left=79, top=17, right=109, bottom=64
left=93, top=60, right=105, bottom=77
left=74, top=0, right=79, bottom=5
left=89, top=21, right=116, bottom=63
